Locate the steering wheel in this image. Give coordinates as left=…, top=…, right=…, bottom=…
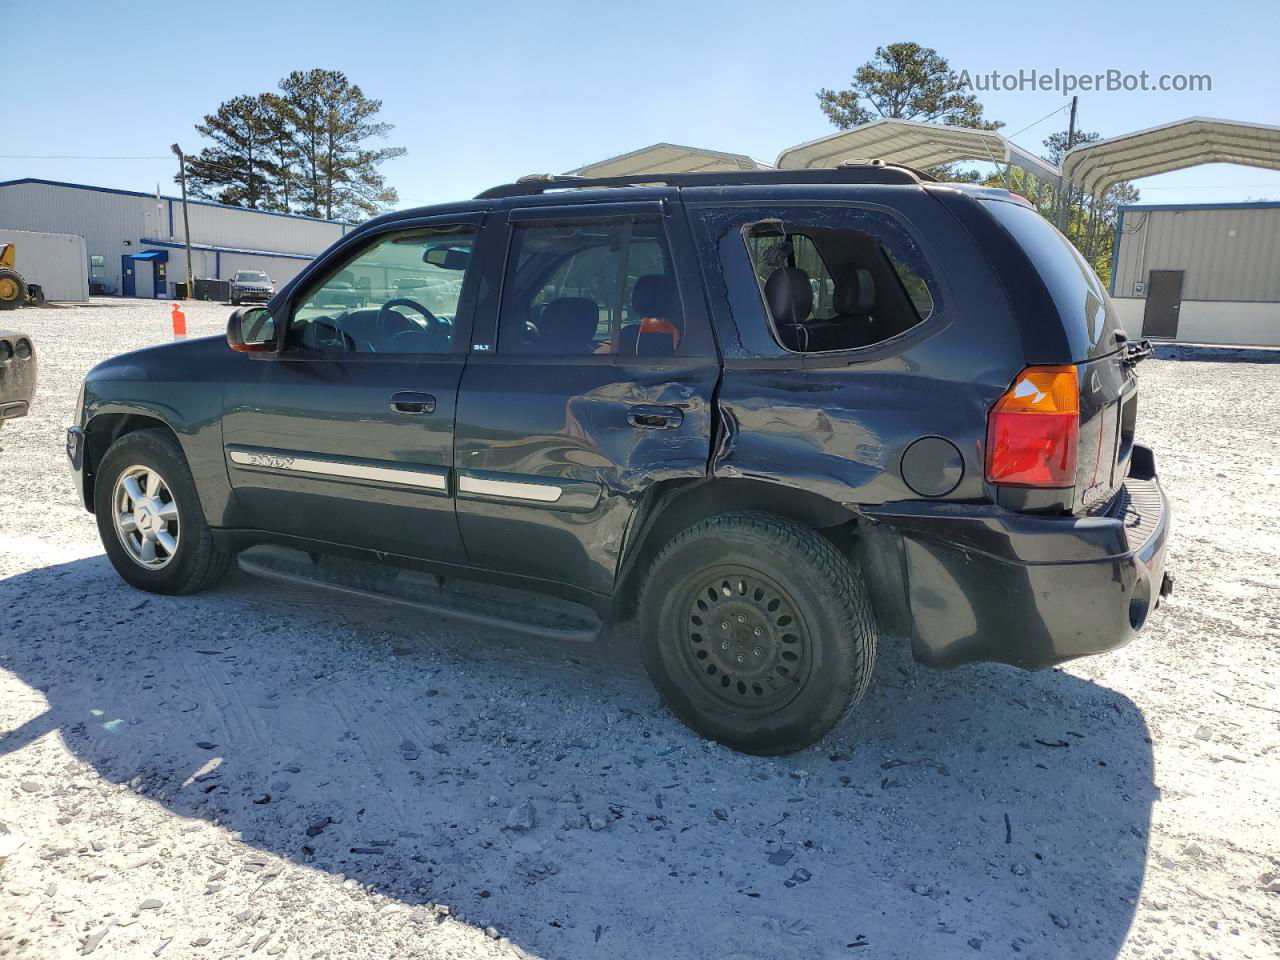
left=377, top=298, right=442, bottom=346
left=301, top=315, right=357, bottom=353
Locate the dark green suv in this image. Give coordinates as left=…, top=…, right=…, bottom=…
left=66, top=166, right=1170, bottom=755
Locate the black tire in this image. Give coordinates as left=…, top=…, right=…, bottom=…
left=0, top=268, right=26, bottom=310
left=231, top=297, right=240, bottom=306
left=639, top=511, right=876, bottom=755
left=94, top=429, right=231, bottom=595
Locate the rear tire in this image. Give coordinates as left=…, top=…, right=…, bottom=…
left=94, top=429, right=231, bottom=595
left=639, top=511, right=876, bottom=755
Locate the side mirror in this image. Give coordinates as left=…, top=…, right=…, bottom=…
left=227, top=307, right=277, bottom=353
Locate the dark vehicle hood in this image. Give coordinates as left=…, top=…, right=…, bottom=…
left=86, top=335, right=226, bottom=383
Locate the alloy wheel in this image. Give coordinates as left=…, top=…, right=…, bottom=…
left=112, top=465, right=180, bottom=570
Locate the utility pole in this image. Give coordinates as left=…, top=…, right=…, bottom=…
left=170, top=143, right=194, bottom=300
left=1057, top=96, right=1078, bottom=232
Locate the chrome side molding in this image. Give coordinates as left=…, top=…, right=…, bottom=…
left=457, top=473, right=563, bottom=503
left=226, top=447, right=448, bottom=492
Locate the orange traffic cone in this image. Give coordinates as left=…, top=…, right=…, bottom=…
left=171, top=303, right=187, bottom=340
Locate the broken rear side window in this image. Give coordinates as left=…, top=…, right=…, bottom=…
left=698, top=206, right=939, bottom=356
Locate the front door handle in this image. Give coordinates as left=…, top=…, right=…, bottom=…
left=627, top=404, right=683, bottom=429
left=390, top=392, right=436, bottom=415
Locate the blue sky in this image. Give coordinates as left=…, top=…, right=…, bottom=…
left=7, top=0, right=1280, bottom=213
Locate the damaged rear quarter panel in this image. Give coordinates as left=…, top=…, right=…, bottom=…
left=713, top=357, right=1007, bottom=507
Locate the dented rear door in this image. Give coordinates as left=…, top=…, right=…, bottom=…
left=453, top=199, right=720, bottom=595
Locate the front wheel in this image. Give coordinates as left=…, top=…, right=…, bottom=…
left=94, top=429, right=231, bottom=595
left=639, top=512, right=876, bottom=755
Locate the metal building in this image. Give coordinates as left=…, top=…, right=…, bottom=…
left=0, top=178, right=351, bottom=300
left=1110, top=202, right=1280, bottom=346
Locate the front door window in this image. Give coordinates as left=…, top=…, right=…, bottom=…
left=286, top=226, right=478, bottom=355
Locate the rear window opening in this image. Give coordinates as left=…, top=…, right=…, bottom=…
left=743, top=221, right=933, bottom=353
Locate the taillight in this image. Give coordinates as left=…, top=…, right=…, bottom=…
left=985, top=365, right=1079, bottom=487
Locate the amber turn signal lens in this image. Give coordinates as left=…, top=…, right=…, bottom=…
left=991, top=366, right=1079, bottom=415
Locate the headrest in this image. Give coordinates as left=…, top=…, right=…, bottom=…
left=632, top=274, right=677, bottom=318
left=834, top=265, right=875, bottom=315
left=764, top=267, right=813, bottom=327
left=538, top=297, right=598, bottom=350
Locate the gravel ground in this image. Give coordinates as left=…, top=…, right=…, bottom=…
left=1, top=298, right=1277, bottom=960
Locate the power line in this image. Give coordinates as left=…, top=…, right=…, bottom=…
left=1137, top=182, right=1280, bottom=190
left=1005, top=101, right=1072, bottom=141
left=0, top=154, right=171, bottom=160
left=0, top=153, right=268, bottom=176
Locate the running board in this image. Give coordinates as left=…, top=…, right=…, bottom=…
left=237, top=546, right=602, bottom=643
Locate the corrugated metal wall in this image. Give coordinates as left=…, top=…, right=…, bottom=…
left=0, top=180, right=348, bottom=298
left=0, top=182, right=146, bottom=295
left=1114, top=205, right=1280, bottom=302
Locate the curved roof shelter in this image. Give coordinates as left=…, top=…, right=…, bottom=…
left=1062, top=117, right=1280, bottom=199
left=775, top=118, right=1062, bottom=184
left=568, top=143, right=763, bottom=177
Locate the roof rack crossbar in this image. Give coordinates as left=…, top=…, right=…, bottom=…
left=475, top=162, right=932, bottom=199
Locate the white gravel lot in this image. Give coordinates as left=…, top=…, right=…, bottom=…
left=0, top=298, right=1277, bottom=960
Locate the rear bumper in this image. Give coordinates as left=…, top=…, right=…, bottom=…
left=863, top=445, right=1171, bottom=670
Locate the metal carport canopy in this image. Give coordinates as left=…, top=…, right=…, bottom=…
left=774, top=118, right=1063, bottom=184
left=567, top=143, right=764, bottom=177
left=1061, top=117, right=1280, bottom=199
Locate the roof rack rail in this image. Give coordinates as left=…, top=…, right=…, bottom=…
left=475, top=160, right=933, bottom=200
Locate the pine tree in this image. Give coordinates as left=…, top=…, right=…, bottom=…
left=817, top=43, right=1002, bottom=131
left=276, top=69, right=405, bottom=221
left=816, top=42, right=1001, bottom=181
left=184, top=95, right=273, bottom=208
left=183, top=71, right=404, bottom=221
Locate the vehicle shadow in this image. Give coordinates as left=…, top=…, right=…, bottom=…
left=1, top=556, right=1153, bottom=960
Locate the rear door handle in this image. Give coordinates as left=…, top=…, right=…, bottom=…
left=627, top=404, right=683, bottom=429
left=390, top=392, right=436, bottom=415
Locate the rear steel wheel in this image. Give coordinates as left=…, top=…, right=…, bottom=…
left=682, top=568, right=812, bottom=713
left=639, top=511, right=877, bottom=755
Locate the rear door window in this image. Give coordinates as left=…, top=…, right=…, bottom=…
left=497, top=216, right=704, bottom=357
left=981, top=198, right=1122, bottom=360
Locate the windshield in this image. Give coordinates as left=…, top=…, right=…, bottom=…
left=235, top=271, right=270, bottom=282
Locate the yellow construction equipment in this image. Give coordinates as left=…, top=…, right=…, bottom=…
left=0, top=243, right=45, bottom=310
